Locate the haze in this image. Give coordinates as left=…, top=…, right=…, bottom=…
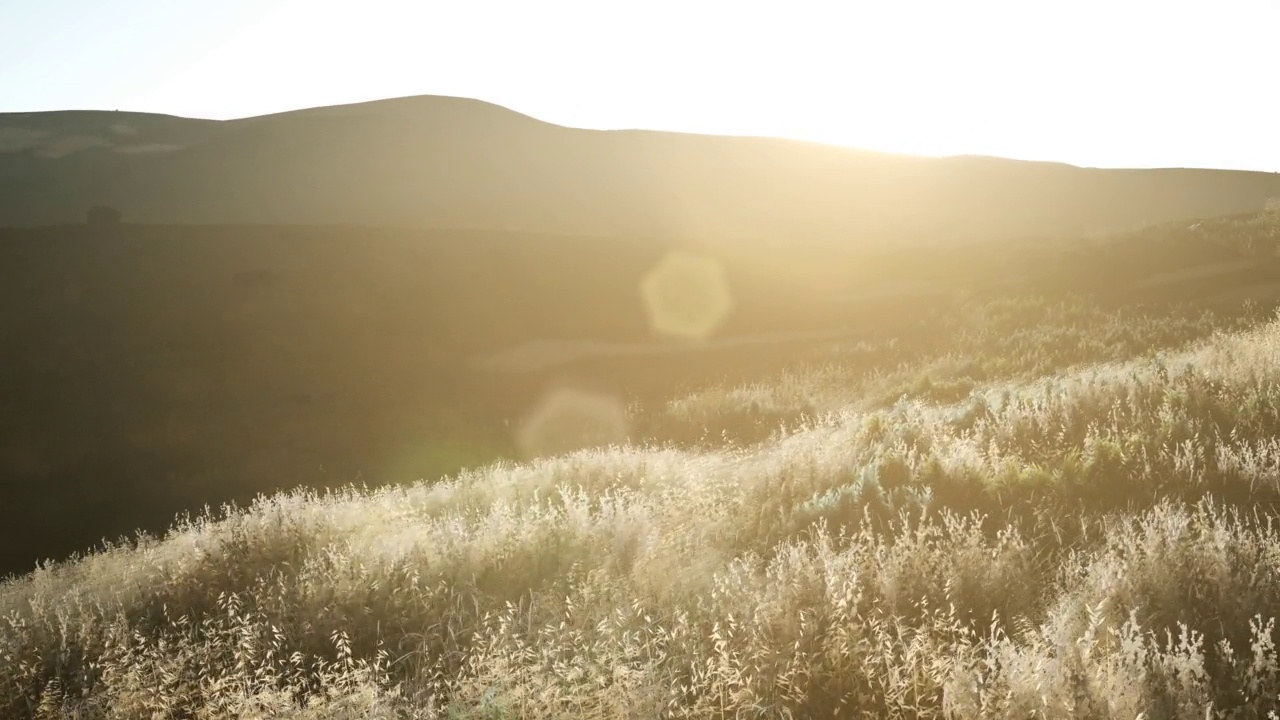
left=4, top=0, right=1278, bottom=172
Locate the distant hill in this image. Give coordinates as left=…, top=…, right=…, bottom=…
left=3, top=95, right=1280, bottom=241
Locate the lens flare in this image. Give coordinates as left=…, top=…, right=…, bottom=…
left=640, top=250, right=733, bottom=340
left=516, top=388, right=629, bottom=459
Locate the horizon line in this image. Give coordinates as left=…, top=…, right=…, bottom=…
left=2, top=92, right=1279, bottom=175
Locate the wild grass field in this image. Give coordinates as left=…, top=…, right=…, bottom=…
left=7, top=212, right=1280, bottom=718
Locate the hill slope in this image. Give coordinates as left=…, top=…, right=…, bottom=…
left=3, top=95, right=1280, bottom=240
left=7, top=274, right=1280, bottom=718
left=2, top=212, right=1278, bottom=578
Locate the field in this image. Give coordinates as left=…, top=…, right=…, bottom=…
left=5, top=210, right=1280, bottom=717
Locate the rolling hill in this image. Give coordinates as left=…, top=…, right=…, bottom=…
left=3, top=95, right=1280, bottom=240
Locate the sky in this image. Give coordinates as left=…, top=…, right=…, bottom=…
left=2, top=0, right=1279, bottom=171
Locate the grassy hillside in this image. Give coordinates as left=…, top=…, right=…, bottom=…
left=0, top=219, right=978, bottom=577
left=6, top=213, right=1280, bottom=717
left=4, top=95, right=1280, bottom=241
left=5, top=214, right=1278, bottom=579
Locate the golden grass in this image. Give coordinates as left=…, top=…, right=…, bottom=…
left=10, top=304, right=1280, bottom=717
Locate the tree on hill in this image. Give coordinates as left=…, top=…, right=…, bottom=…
left=86, top=205, right=121, bottom=226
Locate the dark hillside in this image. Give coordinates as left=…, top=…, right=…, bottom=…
left=4, top=95, right=1280, bottom=239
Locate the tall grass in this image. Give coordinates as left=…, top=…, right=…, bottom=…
left=651, top=294, right=1271, bottom=447
left=8, top=298, right=1280, bottom=716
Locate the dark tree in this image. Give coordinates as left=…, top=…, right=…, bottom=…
left=86, top=205, right=122, bottom=226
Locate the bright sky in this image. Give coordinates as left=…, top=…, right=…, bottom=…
left=3, top=0, right=1278, bottom=171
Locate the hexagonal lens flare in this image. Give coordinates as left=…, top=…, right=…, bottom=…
left=639, top=250, right=733, bottom=340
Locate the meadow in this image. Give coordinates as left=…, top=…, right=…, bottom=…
left=6, top=211, right=1280, bottom=718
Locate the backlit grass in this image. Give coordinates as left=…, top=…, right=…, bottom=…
left=10, top=291, right=1280, bottom=716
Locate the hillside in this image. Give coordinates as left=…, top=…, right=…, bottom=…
left=3, top=95, right=1280, bottom=240
left=2, top=212, right=1277, bottom=578
left=7, top=224, right=1280, bottom=716
left=0, top=220, right=953, bottom=578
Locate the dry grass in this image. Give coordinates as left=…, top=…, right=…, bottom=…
left=653, top=295, right=1268, bottom=447
left=10, top=302, right=1280, bottom=717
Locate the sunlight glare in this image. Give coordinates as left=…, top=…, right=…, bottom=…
left=640, top=251, right=734, bottom=340
left=516, top=388, right=629, bottom=459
